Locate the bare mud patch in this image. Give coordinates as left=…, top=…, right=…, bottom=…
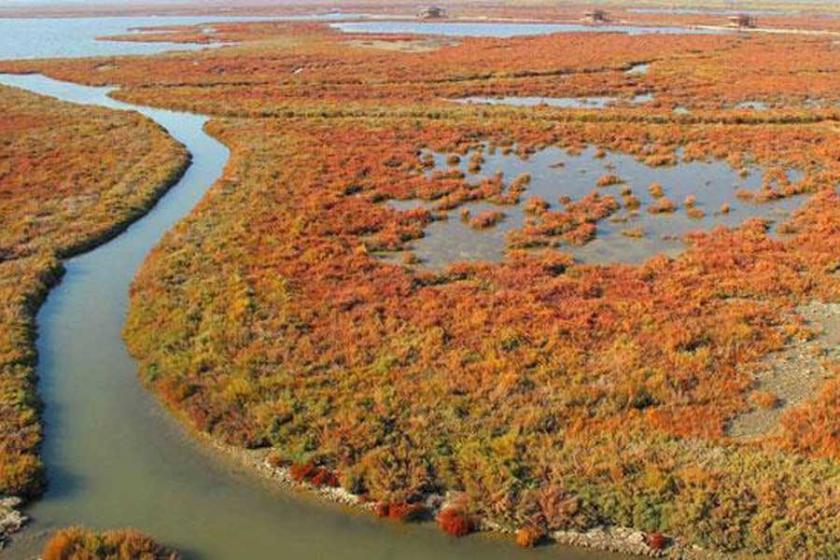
left=347, top=38, right=459, bottom=53
left=729, top=301, right=840, bottom=439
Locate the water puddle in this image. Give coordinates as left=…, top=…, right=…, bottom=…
left=382, top=145, right=805, bottom=267
left=734, top=101, right=769, bottom=111
left=453, top=94, right=653, bottom=109
left=626, top=63, right=650, bottom=75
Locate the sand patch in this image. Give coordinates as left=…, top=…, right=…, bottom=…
left=729, top=301, right=840, bottom=439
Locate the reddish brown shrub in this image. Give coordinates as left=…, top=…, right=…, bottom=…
left=373, top=502, right=390, bottom=518
left=597, top=173, right=623, bottom=187
left=437, top=507, right=473, bottom=537
left=310, top=467, right=340, bottom=488
left=648, top=197, right=677, bottom=214
left=646, top=532, right=669, bottom=551
left=524, top=196, right=550, bottom=215
left=289, top=461, right=317, bottom=482
left=749, top=390, right=780, bottom=410
left=469, top=210, right=505, bottom=229
left=388, top=502, right=426, bottom=522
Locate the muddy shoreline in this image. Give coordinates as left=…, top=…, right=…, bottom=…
left=195, top=428, right=716, bottom=559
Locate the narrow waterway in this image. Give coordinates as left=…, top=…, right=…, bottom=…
left=0, top=75, right=627, bottom=560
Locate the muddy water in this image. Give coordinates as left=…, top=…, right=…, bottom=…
left=384, top=145, right=804, bottom=268
left=0, top=75, right=628, bottom=560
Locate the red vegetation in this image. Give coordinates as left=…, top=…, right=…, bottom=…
left=469, top=210, right=505, bottom=229
left=437, top=508, right=473, bottom=537
left=596, top=173, right=623, bottom=187
left=648, top=197, right=677, bottom=214
left=646, top=532, right=668, bottom=551
left=749, top=390, right=780, bottom=410
left=374, top=502, right=426, bottom=522
left=524, top=196, right=550, bottom=215
left=289, top=461, right=339, bottom=488
left=779, top=376, right=840, bottom=460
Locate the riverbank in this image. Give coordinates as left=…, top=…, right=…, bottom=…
left=0, top=148, right=191, bottom=546
left=0, top=498, right=26, bottom=549
left=0, top=77, right=191, bottom=549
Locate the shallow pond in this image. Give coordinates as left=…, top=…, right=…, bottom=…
left=331, top=20, right=732, bottom=37
left=453, top=94, right=653, bottom=109
left=0, top=75, right=632, bottom=560
left=384, top=146, right=804, bottom=267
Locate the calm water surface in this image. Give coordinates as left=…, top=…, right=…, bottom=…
left=0, top=14, right=363, bottom=60
left=0, top=73, right=627, bottom=560
left=331, top=20, right=732, bottom=37
left=385, top=146, right=804, bottom=268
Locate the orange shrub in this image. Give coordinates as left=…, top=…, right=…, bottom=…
left=597, top=173, right=623, bottom=187
left=387, top=502, right=426, bottom=522
left=42, top=527, right=179, bottom=560
left=469, top=210, right=505, bottom=229
left=648, top=197, right=677, bottom=214
left=749, top=390, right=780, bottom=410
left=515, top=526, right=545, bottom=548
left=648, top=182, right=665, bottom=198
left=437, top=508, right=472, bottom=537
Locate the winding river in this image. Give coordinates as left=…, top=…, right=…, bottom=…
left=0, top=74, right=624, bottom=560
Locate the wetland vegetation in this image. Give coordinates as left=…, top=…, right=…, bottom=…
left=0, top=3, right=839, bottom=559
left=42, top=527, right=180, bottom=560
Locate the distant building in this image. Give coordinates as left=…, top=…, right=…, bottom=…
left=583, top=9, right=609, bottom=24
left=729, top=14, right=757, bottom=29
left=418, top=6, right=447, bottom=20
